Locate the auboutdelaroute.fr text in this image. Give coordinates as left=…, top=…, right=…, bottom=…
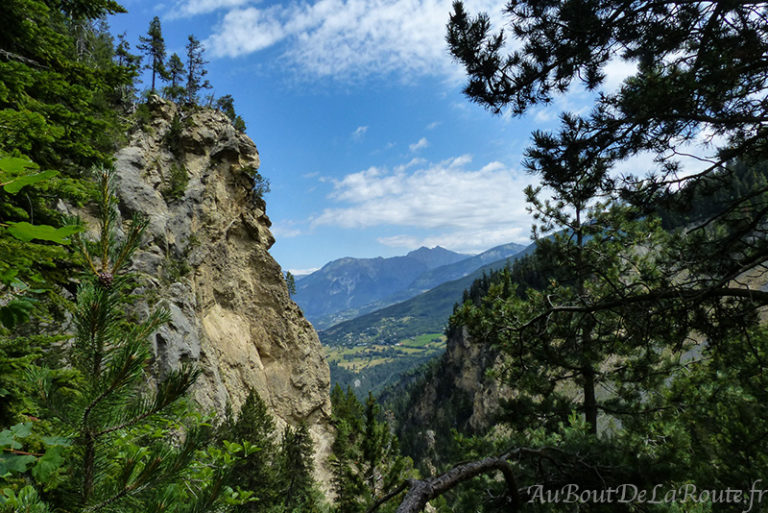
left=527, top=481, right=767, bottom=513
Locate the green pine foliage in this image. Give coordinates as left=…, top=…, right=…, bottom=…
left=0, top=0, right=133, bottom=175
left=0, top=172, right=246, bottom=513
left=215, top=95, right=247, bottom=132
left=217, top=391, right=326, bottom=513
left=329, top=386, right=412, bottom=513
left=0, top=0, right=135, bottom=309
left=218, top=390, right=281, bottom=513
left=164, top=53, right=186, bottom=102
left=185, top=35, right=211, bottom=104
left=137, top=16, right=167, bottom=93
left=279, top=422, right=320, bottom=513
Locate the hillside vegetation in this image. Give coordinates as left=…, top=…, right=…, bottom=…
left=0, top=4, right=331, bottom=512
left=293, top=246, right=469, bottom=328
left=319, top=244, right=534, bottom=347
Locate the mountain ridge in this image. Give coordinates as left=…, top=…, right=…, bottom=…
left=319, top=241, right=536, bottom=347
left=307, top=241, right=527, bottom=330
left=293, top=246, right=470, bottom=326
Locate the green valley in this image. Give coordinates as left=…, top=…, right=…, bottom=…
left=326, top=333, right=446, bottom=397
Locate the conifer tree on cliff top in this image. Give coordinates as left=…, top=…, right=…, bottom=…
left=138, top=16, right=167, bottom=93
left=185, top=35, right=211, bottom=104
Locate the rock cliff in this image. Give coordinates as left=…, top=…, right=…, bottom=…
left=109, top=96, right=332, bottom=479
left=394, top=326, right=509, bottom=472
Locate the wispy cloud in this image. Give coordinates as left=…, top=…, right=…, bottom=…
left=409, top=137, right=429, bottom=152
left=309, top=155, right=536, bottom=253
left=352, top=125, right=368, bottom=140
left=271, top=221, right=303, bottom=238
left=168, top=0, right=253, bottom=18
left=288, top=267, right=320, bottom=276
left=426, top=121, right=441, bottom=130
left=200, top=0, right=508, bottom=81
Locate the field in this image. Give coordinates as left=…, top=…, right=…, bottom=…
left=325, top=333, right=446, bottom=397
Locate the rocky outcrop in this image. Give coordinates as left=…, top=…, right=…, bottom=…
left=394, top=326, right=510, bottom=472
left=111, top=96, right=332, bottom=481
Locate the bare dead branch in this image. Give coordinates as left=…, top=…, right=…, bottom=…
left=0, top=48, right=46, bottom=68
left=394, top=458, right=519, bottom=513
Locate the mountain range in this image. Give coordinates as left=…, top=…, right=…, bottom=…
left=292, top=243, right=526, bottom=330
left=319, top=240, right=536, bottom=347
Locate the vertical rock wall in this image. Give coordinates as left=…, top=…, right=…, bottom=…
left=112, top=96, right=332, bottom=481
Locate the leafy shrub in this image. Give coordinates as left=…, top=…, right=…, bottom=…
left=133, top=102, right=152, bottom=129
left=162, top=113, right=184, bottom=158
left=161, top=163, right=189, bottom=201
left=241, top=165, right=270, bottom=201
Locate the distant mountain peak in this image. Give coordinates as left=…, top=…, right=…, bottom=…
left=405, top=246, right=470, bottom=270
left=407, top=245, right=446, bottom=255
left=293, top=242, right=529, bottom=328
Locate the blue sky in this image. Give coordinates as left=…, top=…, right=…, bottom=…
left=107, top=0, right=641, bottom=274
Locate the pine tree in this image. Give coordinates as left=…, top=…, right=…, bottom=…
left=446, top=0, right=768, bottom=327
left=215, top=95, right=247, bottom=132
left=185, top=35, right=211, bottom=104
left=278, top=423, right=318, bottom=513
left=32, top=170, right=224, bottom=511
left=164, top=53, right=186, bottom=103
left=114, top=32, right=141, bottom=106
left=219, top=390, right=280, bottom=513
left=330, top=385, right=366, bottom=513
left=329, top=387, right=411, bottom=513
left=138, top=16, right=167, bottom=93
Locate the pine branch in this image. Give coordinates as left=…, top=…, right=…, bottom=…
left=517, top=286, right=768, bottom=332
left=393, top=457, right=520, bottom=513
left=0, top=48, right=46, bottom=68
left=367, top=481, right=409, bottom=513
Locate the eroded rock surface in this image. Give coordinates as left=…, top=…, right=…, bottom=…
left=113, top=96, right=332, bottom=482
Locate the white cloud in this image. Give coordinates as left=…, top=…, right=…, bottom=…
left=602, top=57, right=638, bottom=93
left=288, top=267, right=320, bottom=276
left=613, top=128, right=730, bottom=188
left=426, top=121, right=441, bottom=130
left=352, top=125, right=368, bottom=140
left=377, top=226, right=529, bottom=254
left=409, top=137, right=429, bottom=152
left=204, top=6, right=289, bottom=55
left=271, top=221, right=303, bottom=238
left=168, top=0, right=253, bottom=18
left=309, top=155, right=536, bottom=251
left=203, top=0, right=508, bottom=80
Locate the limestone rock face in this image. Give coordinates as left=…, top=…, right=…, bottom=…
left=113, top=96, right=332, bottom=480
left=395, top=326, right=510, bottom=472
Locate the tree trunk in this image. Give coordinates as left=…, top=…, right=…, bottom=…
left=394, top=458, right=519, bottom=513
left=583, top=365, right=598, bottom=435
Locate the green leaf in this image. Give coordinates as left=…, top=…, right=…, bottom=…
left=31, top=446, right=65, bottom=482
left=6, top=222, right=81, bottom=244
left=10, top=423, right=32, bottom=439
left=0, top=453, right=37, bottom=475
left=40, top=436, right=70, bottom=447
left=2, top=170, right=58, bottom=195
left=0, top=429, right=22, bottom=450
left=0, top=156, right=39, bottom=175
